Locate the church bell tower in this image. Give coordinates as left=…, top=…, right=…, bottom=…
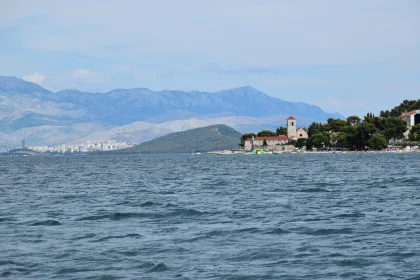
left=287, top=116, right=297, bottom=139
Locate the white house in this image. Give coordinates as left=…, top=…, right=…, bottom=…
left=400, top=110, right=420, bottom=129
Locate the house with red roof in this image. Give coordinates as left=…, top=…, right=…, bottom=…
left=400, top=110, right=420, bottom=129
left=244, top=135, right=289, bottom=151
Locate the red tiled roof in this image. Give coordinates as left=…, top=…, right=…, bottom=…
left=287, top=116, right=296, bottom=120
left=245, top=136, right=289, bottom=141
left=400, top=110, right=419, bottom=117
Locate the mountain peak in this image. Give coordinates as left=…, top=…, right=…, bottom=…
left=0, top=76, right=51, bottom=95
left=214, top=85, right=271, bottom=100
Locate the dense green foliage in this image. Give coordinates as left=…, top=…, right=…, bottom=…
left=408, top=124, right=420, bottom=141
left=113, top=124, right=242, bottom=153
left=238, top=100, right=417, bottom=150
left=380, top=99, right=420, bottom=118
left=276, top=127, right=287, bottom=136
left=305, top=114, right=407, bottom=150
left=295, top=138, right=306, bottom=148
left=366, top=134, right=388, bottom=150
left=257, top=130, right=277, bottom=137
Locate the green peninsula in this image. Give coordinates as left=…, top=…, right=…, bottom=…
left=113, top=124, right=242, bottom=153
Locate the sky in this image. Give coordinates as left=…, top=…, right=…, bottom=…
left=1, top=0, right=419, bottom=116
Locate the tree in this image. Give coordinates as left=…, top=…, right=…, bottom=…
left=263, top=139, right=268, bottom=146
left=347, top=116, right=361, bottom=126
left=366, top=134, right=388, bottom=150
left=336, top=132, right=349, bottom=148
left=288, top=139, right=297, bottom=146
left=383, top=117, right=407, bottom=143
left=307, top=122, right=324, bottom=137
left=327, top=118, right=348, bottom=132
left=310, top=132, right=330, bottom=148
left=239, top=133, right=256, bottom=147
left=257, top=130, right=276, bottom=137
left=296, top=138, right=306, bottom=148
left=354, top=122, right=377, bottom=149
left=408, top=124, right=420, bottom=141
left=276, top=127, right=287, bottom=136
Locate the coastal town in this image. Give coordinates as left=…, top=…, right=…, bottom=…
left=0, top=140, right=136, bottom=155
left=2, top=108, right=419, bottom=156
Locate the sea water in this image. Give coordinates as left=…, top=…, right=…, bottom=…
left=0, top=153, right=419, bottom=279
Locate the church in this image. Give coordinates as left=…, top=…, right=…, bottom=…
left=286, top=116, right=308, bottom=140
left=244, top=116, right=308, bottom=151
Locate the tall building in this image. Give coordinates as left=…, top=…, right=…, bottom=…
left=287, top=116, right=297, bottom=139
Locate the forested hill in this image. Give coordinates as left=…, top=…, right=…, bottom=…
left=113, top=124, right=242, bottom=153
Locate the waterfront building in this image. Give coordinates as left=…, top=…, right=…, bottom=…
left=244, top=136, right=289, bottom=151
left=244, top=116, right=308, bottom=151
left=286, top=116, right=308, bottom=140
left=400, top=110, right=420, bottom=129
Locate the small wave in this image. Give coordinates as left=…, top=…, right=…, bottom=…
left=386, top=252, right=416, bottom=258
left=1, top=271, right=12, bottom=277
left=30, top=220, right=61, bottom=226
left=235, top=227, right=260, bottom=233
left=146, top=263, right=169, bottom=273
left=93, top=233, right=142, bottom=242
left=165, top=203, right=179, bottom=208
left=77, top=212, right=149, bottom=221
left=171, top=209, right=204, bottom=217
left=302, top=217, right=330, bottom=222
left=140, top=201, right=155, bottom=207
left=85, top=274, right=121, bottom=280
left=334, top=212, right=365, bottom=218
left=55, top=267, right=94, bottom=274
left=264, top=228, right=289, bottom=235
left=72, top=233, right=96, bottom=240
left=136, top=261, right=155, bottom=270
left=334, top=258, right=372, bottom=267
left=0, top=217, right=14, bottom=223
left=299, top=188, right=330, bottom=193
left=302, top=228, right=353, bottom=236
left=0, top=260, right=15, bottom=266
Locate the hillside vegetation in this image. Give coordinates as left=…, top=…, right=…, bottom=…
left=380, top=99, right=420, bottom=118
left=114, top=124, right=242, bottom=153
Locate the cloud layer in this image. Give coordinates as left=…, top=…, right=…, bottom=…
left=2, top=0, right=420, bottom=116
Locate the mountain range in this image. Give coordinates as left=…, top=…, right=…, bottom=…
left=0, top=76, right=343, bottom=148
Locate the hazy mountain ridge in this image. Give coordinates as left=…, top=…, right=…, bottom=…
left=0, top=76, right=343, bottom=148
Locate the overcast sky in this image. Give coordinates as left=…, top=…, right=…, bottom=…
left=1, top=0, right=419, bottom=116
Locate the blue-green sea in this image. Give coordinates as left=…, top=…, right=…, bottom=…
left=1, top=153, right=419, bottom=279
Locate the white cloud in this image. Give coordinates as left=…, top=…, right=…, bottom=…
left=70, top=68, right=105, bottom=85
left=22, top=72, right=45, bottom=85
left=314, top=96, right=364, bottom=110
left=72, top=68, right=97, bottom=79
